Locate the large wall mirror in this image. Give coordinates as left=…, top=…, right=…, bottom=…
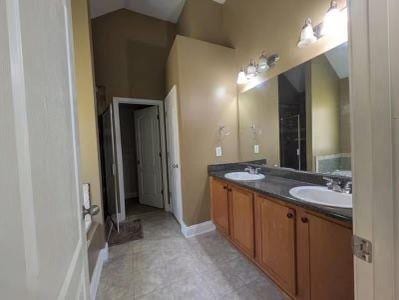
left=239, top=42, right=350, bottom=177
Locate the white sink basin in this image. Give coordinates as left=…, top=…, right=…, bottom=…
left=224, top=172, right=265, bottom=181
left=289, top=186, right=352, bottom=208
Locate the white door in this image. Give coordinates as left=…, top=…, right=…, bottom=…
left=350, top=0, right=398, bottom=298
left=134, top=106, right=163, bottom=208
left=102, top=106, right=121, bottom=230
left=1, top=0, right=90, bottom=298
left=165, top=86, right=183, bottom=224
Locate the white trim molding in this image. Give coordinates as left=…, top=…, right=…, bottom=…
left=181, top=221, right=216, bottom=238
left=90, top=243, right=109, bottom=300
left=112, top=97, right=170, bottom=221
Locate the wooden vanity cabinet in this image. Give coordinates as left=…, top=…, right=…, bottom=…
left=254, top=195, right=297, bottom=297
left=229, top=185, right=255, bottom=258
left=296, top=211, right=354, bottom=300
left=210, top=178, right=230, bottom=235
left=210, top=177, right=354, bottom=300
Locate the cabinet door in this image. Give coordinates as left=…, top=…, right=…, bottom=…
left=300, top=213, right=354, bottom=300
left=229, top=185, right=254, bottom=257
left=255, top=195, right=296, bottom=296
left=210, top=178, right=229, bottom=235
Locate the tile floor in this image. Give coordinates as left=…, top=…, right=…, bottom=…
left=97, top=211, right=289, bottom=300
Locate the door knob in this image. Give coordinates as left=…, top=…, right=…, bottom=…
left=82, top=205, right=100, bottom=218
left=287, top=212, right=294, bottom=219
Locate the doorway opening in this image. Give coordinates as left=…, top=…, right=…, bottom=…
left=99, top=98, right=169, bottom=235
left=278, top=64, right=307, bottom=170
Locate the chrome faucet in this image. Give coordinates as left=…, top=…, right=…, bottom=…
left=323, top=177, right=352, bottom=194
left=245, top=166, right=261, bottom=174
left=343, top=181, right=352, bottom=194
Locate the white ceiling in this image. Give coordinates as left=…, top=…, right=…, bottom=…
left=90, top=0, right=226, bottom=22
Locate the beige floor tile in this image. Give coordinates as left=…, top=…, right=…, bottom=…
left=97, top=210, right=287, bottom=300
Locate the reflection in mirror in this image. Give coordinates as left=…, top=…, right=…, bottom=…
left=238, top=42, right=350, bottom=177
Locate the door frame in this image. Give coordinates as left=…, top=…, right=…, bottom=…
left=349, top=0, right=397, bottom=298
left=165, top=86, right=183, bottom=224
left=112, top=97, right=169, bottom=220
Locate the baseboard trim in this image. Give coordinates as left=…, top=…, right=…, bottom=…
left=90, top=243, right=109, bottom=300
left=181, top=221, right=216, bottom=238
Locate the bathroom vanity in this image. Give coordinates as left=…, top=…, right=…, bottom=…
left=209, top=165, right=353, bottom=300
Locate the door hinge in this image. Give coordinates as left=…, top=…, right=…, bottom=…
left=352, top=235, right=372, bottom=263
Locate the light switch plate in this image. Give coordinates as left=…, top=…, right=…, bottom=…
left=254, top=144, right=260, bottom=154
left=216, top=146, right=223, bottom=157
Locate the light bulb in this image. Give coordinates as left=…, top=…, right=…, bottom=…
left=320, top=1, right=340, bottom=36
left=237, top=68, right=248, bottom=85
left=246, top=60, right=258, bottom=79
left=297, top=18, right=317, bottom=48
left=257, top=52, right=270, bottom=72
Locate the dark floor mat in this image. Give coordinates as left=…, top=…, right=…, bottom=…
left=107, top=218, right=143, bottom=247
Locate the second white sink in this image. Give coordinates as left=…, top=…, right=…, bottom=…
left=224, top=172, right=265, bottom=181
left=289, top=186, right=352, bottom=208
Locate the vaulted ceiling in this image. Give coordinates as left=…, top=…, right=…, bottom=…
left=90, top=0, right=226, bottom=22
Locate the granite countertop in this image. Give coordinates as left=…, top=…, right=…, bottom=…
left=209, top=168, right=352, bottom=224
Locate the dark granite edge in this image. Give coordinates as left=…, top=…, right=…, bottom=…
left=208, top=159, right=266, bottom=172
left=209, top=165, right=352, bottom=224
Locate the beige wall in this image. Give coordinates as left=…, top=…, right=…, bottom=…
left=309, top=55, right=341, bottom=170
left=91, top=9, right=176, bottom=114
left=223, top=0, right=348, bottom=92
left=167, top=36, right=238, bottom=226
left=71, top=0, right=105, bottom=279
left=177, top=0, right=228, bottom=46
left=71, top=0, right=103, bottom=224
left=339, top=78, right=351, bottom=153
left=238, top=78, right=280, bottom=165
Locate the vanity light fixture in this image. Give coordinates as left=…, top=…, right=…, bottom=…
left=246, top=59, right=258, bottom=79
left=257, top=52, right=270, bottom=72
left=236, top=53, right=280, bottom=85
left=320, top=0, right=340, bottom=36
left=297, top=0, right=347, bottom=48
left=237, top=67, right=248, bottom=84
left=297, top=18, right=317, bottom=48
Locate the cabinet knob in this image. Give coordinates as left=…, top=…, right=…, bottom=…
left=301, top=217, right=309, bottom=223
left=287, top=212, right=294, bottom=219
left=223, top=186, right=228, bottom=190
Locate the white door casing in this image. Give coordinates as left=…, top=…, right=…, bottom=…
left=134, top=106, right=164, bottom=208
left=102, top=106, right=121, bottom=230
left=1, top=0, right=89, bottom=298
left=350, top=0, right=398, bottom=299
left=165, top=86, right=183, bottom=224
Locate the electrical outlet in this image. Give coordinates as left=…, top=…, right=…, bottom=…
left=216, top=146, right=223, bottom=157
left=254, top=144, right=260, bottom=154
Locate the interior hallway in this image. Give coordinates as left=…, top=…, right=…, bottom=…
left=97, top=211, right=288, bottom=299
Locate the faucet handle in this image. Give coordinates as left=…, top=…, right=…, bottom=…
left=255, top=168, right=261, bottom=174
left=343, top=181, right=352, bottom=194
left=323, top=177, right=334, bottom=190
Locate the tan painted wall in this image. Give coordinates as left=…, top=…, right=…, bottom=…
left=71, top=0, right=103, bottom=224
left=166, top=36, right=238, bottom=226
left=71, top=0, right=105, bottom=279
left=223, top=0, right=348, bottom=92
left=339, top=78, right=351, bottom=153
left=91, top=9, right=176, bottom=114
left=309, top=55, right=341, bottom=170
left=238, top=78, right=280, bottom=165
left=177, top=0, right=228, bottom=46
